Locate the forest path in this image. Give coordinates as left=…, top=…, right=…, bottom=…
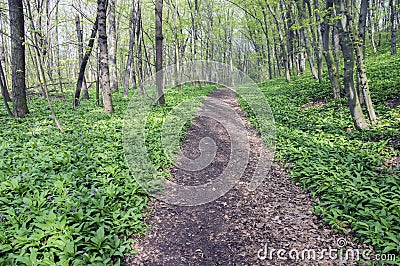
left=127, top=88, right=364, bottom=265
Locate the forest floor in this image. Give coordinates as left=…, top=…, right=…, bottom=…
left=127, top=88, right=370, bottom=265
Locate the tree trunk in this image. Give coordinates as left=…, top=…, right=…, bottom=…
left=155, top=0, right=165, bottom=104
left=137, top=5, right=144, bottom=94
left=0, top=45, right=11, bottom=103
left=368, top=0, right=377, bottom=53
left=98, top=0, right=114, bottom=113
left=322, top=0, right=342, bottom=99
left=268, top=3, right=290, bottom=82
left=261, top=8, right=273, bottom=80
left=335, top=0, right=368, bottom=130
left=108, top=0, right=119, bottom=92
left=96, top=46, right=101, bottom=106
left=123, top=0, right=138, bottom=98
left=55, top=3, right=65, bottom=99
left=75, top=15, right=89, bottom=99
left=25, top=0, right=63, bottom=132
left=306, top=0, right=324, bottom=81
left=0, top=59, right=13, bottom=117
left=390, top=0, right=397, bottom=55
left=9, top=0, right=29, bottom=117
left=74, top=17, right=99, bottom=107
left=356, top=0, right=378, bottom=125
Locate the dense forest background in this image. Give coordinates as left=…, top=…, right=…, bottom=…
left=1, top=0, right=399, bottom=127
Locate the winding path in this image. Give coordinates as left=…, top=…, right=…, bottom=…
left=127, top=88, right=367, bottom=265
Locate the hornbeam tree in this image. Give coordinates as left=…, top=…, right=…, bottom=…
left=9, top=0, right=29, bottom=117
left=155, top=0, right=165, bottom=104
left=98, top=0, right=114, bottom=113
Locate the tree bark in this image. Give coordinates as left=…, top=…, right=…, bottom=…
left=98, top=0, right=114, bottom=113
left=8, top=0, right=29, bottom=118
left=136, top=5, right=144, bottom=94
left=335, top=0, right=368, bottom=130
left=55, top=2, right=65, bottom=99
left=267, top=3, right=290, bottom=82
left=155, top=0, right=165, bottom=104
left=356, top=0, right=378, bottom=125
left=123, top=0, right=139, bottom=98
left=261, top=7, right=273, bottom=80
left=390, top=0, right=397, bottom=55
left=322, top=0, right=342, bottom=99
left=0, top=40, right=11, bottom=103
left=25, top=0, right=64, bottom=132
left=108, top=0, right=118, bottom=92
left=0, top=59, right=13, bottom=117
left=9, top=0, right=29, bottom=117
left=75, top=15, right=89, bottom=99
left=74, top=16, right=99, bottom=107
left=369, top=0, right=377, bottom=53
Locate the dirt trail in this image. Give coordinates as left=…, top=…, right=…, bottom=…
left=127, top=88, right=367, bottom=265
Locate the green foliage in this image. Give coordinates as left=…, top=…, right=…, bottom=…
left=240, top=54, right=400, bottom=263
left=0, top=84, right=216, bottom=265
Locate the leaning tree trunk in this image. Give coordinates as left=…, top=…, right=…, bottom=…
left=155, top=0, right=165, bottom=104
left=75, top=15, right=89, bottom=99
left=98, top=0, right=114, bottom=113
left=108, top=0, right=118, bottom=92
left=335, top=0, right=368, bottom=130
left=0, top=59, right=13, bottom=117
left=322, top=0, right=342, bottom=99
left=74, top=17, right=99, bottom=107
left=0, top=51, right=11, bottom=103
left=9, top=0, right=29, bottom=117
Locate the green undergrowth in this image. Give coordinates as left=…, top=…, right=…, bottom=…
left=240, top=54, right=400, bottom=264
left=0, top=84, right=216, bottom=265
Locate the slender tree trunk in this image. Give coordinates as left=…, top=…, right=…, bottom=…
left=296, top=0, right=316, bottom=77
left=0, top=39, right=11, bottom=103
left=137, top=6, right=144, bottom=94
left=273, top=36, right=282, bottom=77
left=108, top=0, right=118, bottom=92
left=74, top=17, right=99, bottom=107
left=76, top=15, right=89, bottom=99
left=369, top=0, right=377, bottom=53
left=335, top=0, right=368, bottom=130
left=123, top=0, right=138, bottom=98
left=9, top=0, right=29, bottom=117
left=322, top=0, right=342, bottom=99
left=155, top=0, right=165, bottom=104
left=305, top=0, right=323, bottom=81
left=0, top=59, right=13, bottom=116
left=261, top=8, right=273, bottom=80
left=356, top=0, right=378, bottom=125
left=96, top=46, right=101, bottom=106
left=55, top=3, right=65, bottom=98
left=25, top=0, right=63, bottom=132
left=98, top=0, right=114, bottom=113
left=173, top=0, right=181, bottom=88
left=390, top=0, right=397, bottom=55
left=268, top=3, right=290, bottom=82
